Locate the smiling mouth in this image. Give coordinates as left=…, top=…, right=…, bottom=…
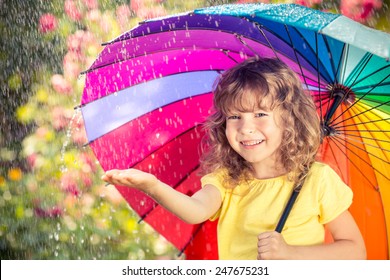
left=240, top=140, right=264, bottom=146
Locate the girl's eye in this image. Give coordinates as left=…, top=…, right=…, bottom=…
left=255, top=112, right=267, bottom=117
left=227, top=115, right=240, bottom=120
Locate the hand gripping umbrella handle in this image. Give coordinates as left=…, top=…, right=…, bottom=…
left=275, top=189, right=300, bottom=233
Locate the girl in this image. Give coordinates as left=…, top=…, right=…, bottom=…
left=102, top=57, right=366, bottom=260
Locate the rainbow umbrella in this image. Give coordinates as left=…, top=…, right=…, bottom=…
left=80, top=3, right=390, bottom=259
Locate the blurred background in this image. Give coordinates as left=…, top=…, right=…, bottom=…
left=1, top=0, right=389, bottom=260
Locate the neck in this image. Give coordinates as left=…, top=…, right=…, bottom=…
left=251, top=163, right=287, bottom=180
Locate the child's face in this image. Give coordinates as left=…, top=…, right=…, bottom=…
left=224, top=95, right=284, bottom=177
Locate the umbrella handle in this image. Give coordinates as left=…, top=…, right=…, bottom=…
left=275, top=189, right=300, bottom=233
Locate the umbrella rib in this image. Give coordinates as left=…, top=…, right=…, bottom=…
left=257, top=22, right=330, bottom=89
left=352, top=81, right=390, bottom=94
left=358, top=97, right=390, bottom=105
left=321, top=139, right=349, bottom=184
left=338, top=129, right=390, bottom=133
left=239, top=25, right=328, bottom=88
left=329, top=72, right=390, bottom=127
left=81, top=45, right=243, bottom=74
left=327, top=137, right=378, bottom=189
left=333, top=117, right=390, bottom=129
left=314, top=32, right=324, bottom=122
left=221, top=50, right=239, bottom=63
left=349, top=59, right=390, bottom=89
left=347, top=53, right=373, bottom=89
left=82, top=91, right=214, bottom=146
left=321, top=35, right=347, bottom=123
left=315, top=97, right=331, bottom=111
left=331, top=99, right=390, bottom=127
left=236, top=34, right=261, bottom=57
left=337, top=133, right=390, bottom=154
left=341, top=133, right=390, bottom=145
left=325, top=45, right=351, bottom=125
left=254, top=23, right=280, bottom=60
left=177, top=223, right=205, bottom=257
left=283, top=24, right=323, bottom=117
left=322, top=35, right=341, bottom=85
left=331, top=135, right=390, bottom=181
left=325, top=44, right=350, bottom=123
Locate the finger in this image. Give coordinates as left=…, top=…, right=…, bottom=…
left=104, top=169, right=123, bottom=176
left=257, top=244, right=271, bottom=260
left=258, top=231, right=274, bottom=241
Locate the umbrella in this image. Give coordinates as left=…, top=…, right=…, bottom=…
left=79, top=3, right=390, bottom=259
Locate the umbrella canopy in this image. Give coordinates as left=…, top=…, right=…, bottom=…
left=80, top=3, right=390, bottom=259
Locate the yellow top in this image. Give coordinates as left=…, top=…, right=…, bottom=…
left=201, top=162, right=353, bottom=260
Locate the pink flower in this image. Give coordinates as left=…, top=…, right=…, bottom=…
left=65, top=0, right=82, bottom=21
left=340, top=0, right=382, bottom=23
left=51, top=74, right=72, bottom=95
left=34, top=205, right=63, bottom=218
left=137, top=6, right=167, bottom=20
left=295, top=0, right=323, bottom=7
left=86, top=9, right=101, bottom=24
left=130, top=0, right=143, bottom=13
left=80, top=152, right=97, bottom=173
left=64, top=61, right=81, bottom=80
left=38, top=13, right=58, bottom=33
left=70, top=119, right=88, bottom=146
left=51, top=106, right=73, bottom=130
left=236, top=0, right=270, bottom=3
left=63, top=51, right=85, bottom=78
left=67, top=33, right=82, bottom=52
left=35, top=127, right=49, bottom=139
left=82, top=0, right=99, bottom=10
left=116, top=4, right=132, bottom=30
left=26, top=153, right=38, bottom=169
left=60, top=173, right=81, bottom=196
left=81, top=173, right=93, bottom=188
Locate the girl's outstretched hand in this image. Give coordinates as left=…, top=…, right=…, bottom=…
left=101, top=169, right=158, bottom=193
left=257, top=231, right=292, bottom=260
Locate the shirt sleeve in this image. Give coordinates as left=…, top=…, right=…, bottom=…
left=318, top=164, right=353, bottom=224
left=200, top=170, right=226, bottom=221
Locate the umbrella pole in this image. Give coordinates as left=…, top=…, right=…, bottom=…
left=275, top=189, right=300, bottom=233
left=322, top=87, right=354, bottom=137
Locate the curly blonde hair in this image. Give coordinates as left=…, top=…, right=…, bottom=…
left=200, top=57, right=321, bottom=189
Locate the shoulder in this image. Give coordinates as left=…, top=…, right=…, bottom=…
left=200, top=168, right=228, bottom=187
left=307, top=162, right=343, bottom=181
left=305, top=161, right=352, bottom=198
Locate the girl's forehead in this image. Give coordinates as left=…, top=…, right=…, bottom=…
left=223, top=90, right=273, bottom=113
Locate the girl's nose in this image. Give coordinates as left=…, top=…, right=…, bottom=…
left=239, top=119, right=255, bottom=134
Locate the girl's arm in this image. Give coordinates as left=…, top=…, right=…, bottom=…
left=257, top=210, right=366, bottom=260
left=102, top=169, right=222, bottom=224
